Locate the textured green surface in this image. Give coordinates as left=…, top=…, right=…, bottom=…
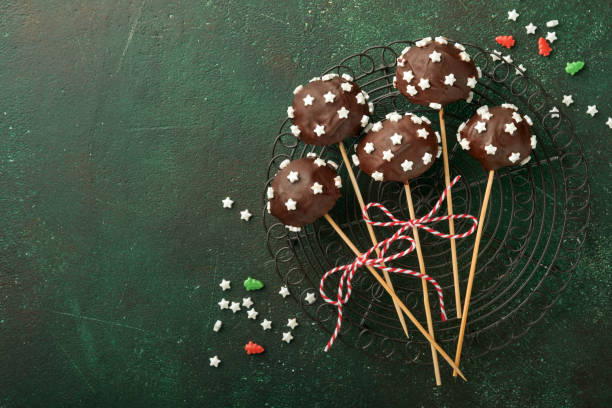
left=0, top=0, right=610, bottom=407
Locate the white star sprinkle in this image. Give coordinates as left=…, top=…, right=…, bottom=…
left=352, top=154, right=360, bottom=166
left=304, top=292, right=316, bottom=304
left=547, top=20, right=559, bottom=27
left=467, top=77, right=477, bottom=88
left=429, top=50, right=442, bottom=62
left=222, top=197, right=234, bottom=208
left=314, top=158, right=326, bottom=167
left=512, top=112, right=523, bottom=123
left=371, top=122, right=383, bottom=132
left=403, top=70, right=414, bottom=82
left=372, top=171, right=384, bottom=181
left=287, top=106, right=294, bottom=118
left=390, top=133, right=403, bottom=145
left=282, top=332, right=294, bottom=343
left=229, top=302, right=241, bottom=313
left=287, top=171, right=299, bottom=183
left=525, top=22, right=537, bottom=34
left=523, top=115, right=533, bottom=125
left=410, top=114, right=423, bottom=124
left=417, top=128, right=429, bottom=139
left=516, top=64, right=526, bottom=76
left=477, top=67, right=483, bottom=78
left=485, top=144, right=497, bottom=155
left=420, top=115, right=431, bottom=124
left=481, top=111, right=493, bottom=121
left=401, top=160, right=413, bottom=172
left=341, top=82, right=353, bottom=92
left=475, top=121, right=487, bottom=133
left=342, top=73, right=353, bottom=81
left=209, top=355, right=221, bottom=367
left=364, top=142, right=375, bottom=154
left=247, top=308, right=258, bottom=320
left=267, top=187, right=274, bottom=199
left=219, top=279, right=231, bottom=291
left=279, top=286, right=290, bottom=298
left=382, top=149, right=394, bottom=162
left=242, top=297, right=254, bottom=308
left=285, top=198, right=297, bottom=211
left=415, top=37, right=432, bottom=47
left=429, top=102, right=442, bottom=110
left=218, top=298, right=229, bottom=310
left=397, top=58, right=405, bottom=67
left=240, top=209, right=252, bottom=221
left=406, top=85, right=418, bottom=96
left=369, top=102, right=374, bottom=114
left=287, top=318, right=299, bottom=329
left=466, top=91, right=474, bottom=103
left=586, top=105, right=598, bottom=117
left=213, top=320, right=222, bottom=332
left=314, top=124, right=325, bottom=136
left=508, top=152, right=521, bottom=163
left=531, top=135, right=538, bottom=149
left=418, top=78, right=430, bottom=90
left=562, top=95, right=574, bottom=106
left=508, top=9, right=519, bottom=21
left=260, top=319, right=272, bottom=330
left=459, top=51, right=471, bottom=62
left=444, top=73, right=456, bottom=86
left=293, top=85, right=303, bottom=95
left=435, top=36, right=448, bottom=44
left=491, top=50, right=502, bottom=61
left=455, top=43, right=466, bottom=51
left=503, top=54, right=513, bottom=64
left=607, top=117, right=612, bottom=129
left=356, top=92, right=366, bottom=104
left=290, top=125, right=301, bottom=137
left=311, top=182, right=323, bottom=195
left=386, top=111, right=402, bottom=122
left=546, top=31, right=557, bottom=43
left=303, top=94, right=314, bottom=106
left=337, top=107, right=350, bottom=119
left=309, top=77, right=320, bottom=82
left=549, top=107, right=559, bottom=119
left=361, top=115, right=369, bottom=127
left=505, top=122, right=517, bottom=134
left=459, top=138, right=470, bottom=150
left=323, top=91, right=336, bottom=103
left=422, top=152, right=433, bottom=165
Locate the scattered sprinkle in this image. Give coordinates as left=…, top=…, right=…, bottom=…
left=304, top=292, right=316, bottom=304
left=545, top=31, right=557, bottom=43
left=244, top=277, right=264, bottom=291
left=507, top=9, right=519, bottom=21
left=495, top=35, right=515, bottom=49
left=565, top=61, right=585, bottom=76
left=261, top=319, right=272, bottom=330
left=242, top=297, right=254, bottom=308
left=549, top=107, right=560, bottom=119
left=240, top=209, right=252, bottom=221
left=222, top=197, right=234, bottom=208
left=247, top=308, right=259, bottom=319
left=538, top=37, right=552, bottom=56
left=213, top=320, right=222, bottom=332
left=546, top=20, right=559, bottom=27
left=515, top=64, right=526, bottom=76
left=244, top=341, right=264, bottom=355
left=218, top=298, right=229, bottom=310
left=287, top=318, right=299, bottom=329
left=525, top=23, right=537, bottom=34
left=282, top=332, right=294, bottom=343
left=586, top=105, right=598, bottom=117
left=209, top=355, right=221, bottom=367
left=562, top=95, right=574, bottom=106
left=279, top=286, right=290, bottom=298
left=229, top=302, right=241, bottom=313
left=606, top=117, right=612, bottom=129
left=219, top=279, right=231, bottom=291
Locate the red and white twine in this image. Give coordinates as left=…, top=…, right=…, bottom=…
left=319, top=176, right=478, bottom=351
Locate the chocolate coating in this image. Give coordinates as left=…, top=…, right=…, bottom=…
left=458, top=104, right=535, bottom=171
left=291, top=74, right=371, bottom=146
left=268, top=157, right=342, bottom=228
left=395, top=37, right=479, bottom=107
left=356, top=112, right=439, bottom=183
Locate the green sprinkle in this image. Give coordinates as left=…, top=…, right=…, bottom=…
left=244, top=277, right=264, bottom=291
left=565, top=61, right=585, bottom=76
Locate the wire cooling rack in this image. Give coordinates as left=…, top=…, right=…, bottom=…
left=263, top=40, right=590, bottom=364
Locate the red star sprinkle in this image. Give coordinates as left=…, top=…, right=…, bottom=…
left=244, top=341, right=265, bottom=355
left=538, top=37, right=552, bottom=56
left=495, top=35, right=515, bottom=49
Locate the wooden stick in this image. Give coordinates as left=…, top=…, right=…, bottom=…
left=439, top=108, right=462, bottom=319
left=452, top=170, right=495, bottom=377
left=404, top=183, right=442, bottom=386
left=324, top=213, right=467, bottom=381
left=337, top=142, right=410, bottom=340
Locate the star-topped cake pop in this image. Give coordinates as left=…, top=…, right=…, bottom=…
left=355, top=112, right=439, bottom=182
left=267, top=154, right=342, bottom=230
left=395, top=36, right=480, bottom=108
left=290, top=74, right=373, bottom=146
left=457, top=104, right=536, bottom=171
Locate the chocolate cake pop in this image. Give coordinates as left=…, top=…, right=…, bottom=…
left=355, top=112, right=440, bottom=182
left=457, top=104, right=536, bottom=171
left=267, top=154, right=342, bottom=230
left=394, top=36, right=480, bottom=108
left=289, top=74, right=373, bottom=146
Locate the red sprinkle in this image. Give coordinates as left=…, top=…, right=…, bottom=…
left=495, top=35, right=515, bottom=49
left=244, top=341, right=265, bottom=355
left=538, top=37, right=552, bottom=56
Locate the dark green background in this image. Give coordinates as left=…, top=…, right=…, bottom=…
left=0, top=0, right=610, bottom=407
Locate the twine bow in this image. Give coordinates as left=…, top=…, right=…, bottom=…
left=319, top=176, right=478, bottom=351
